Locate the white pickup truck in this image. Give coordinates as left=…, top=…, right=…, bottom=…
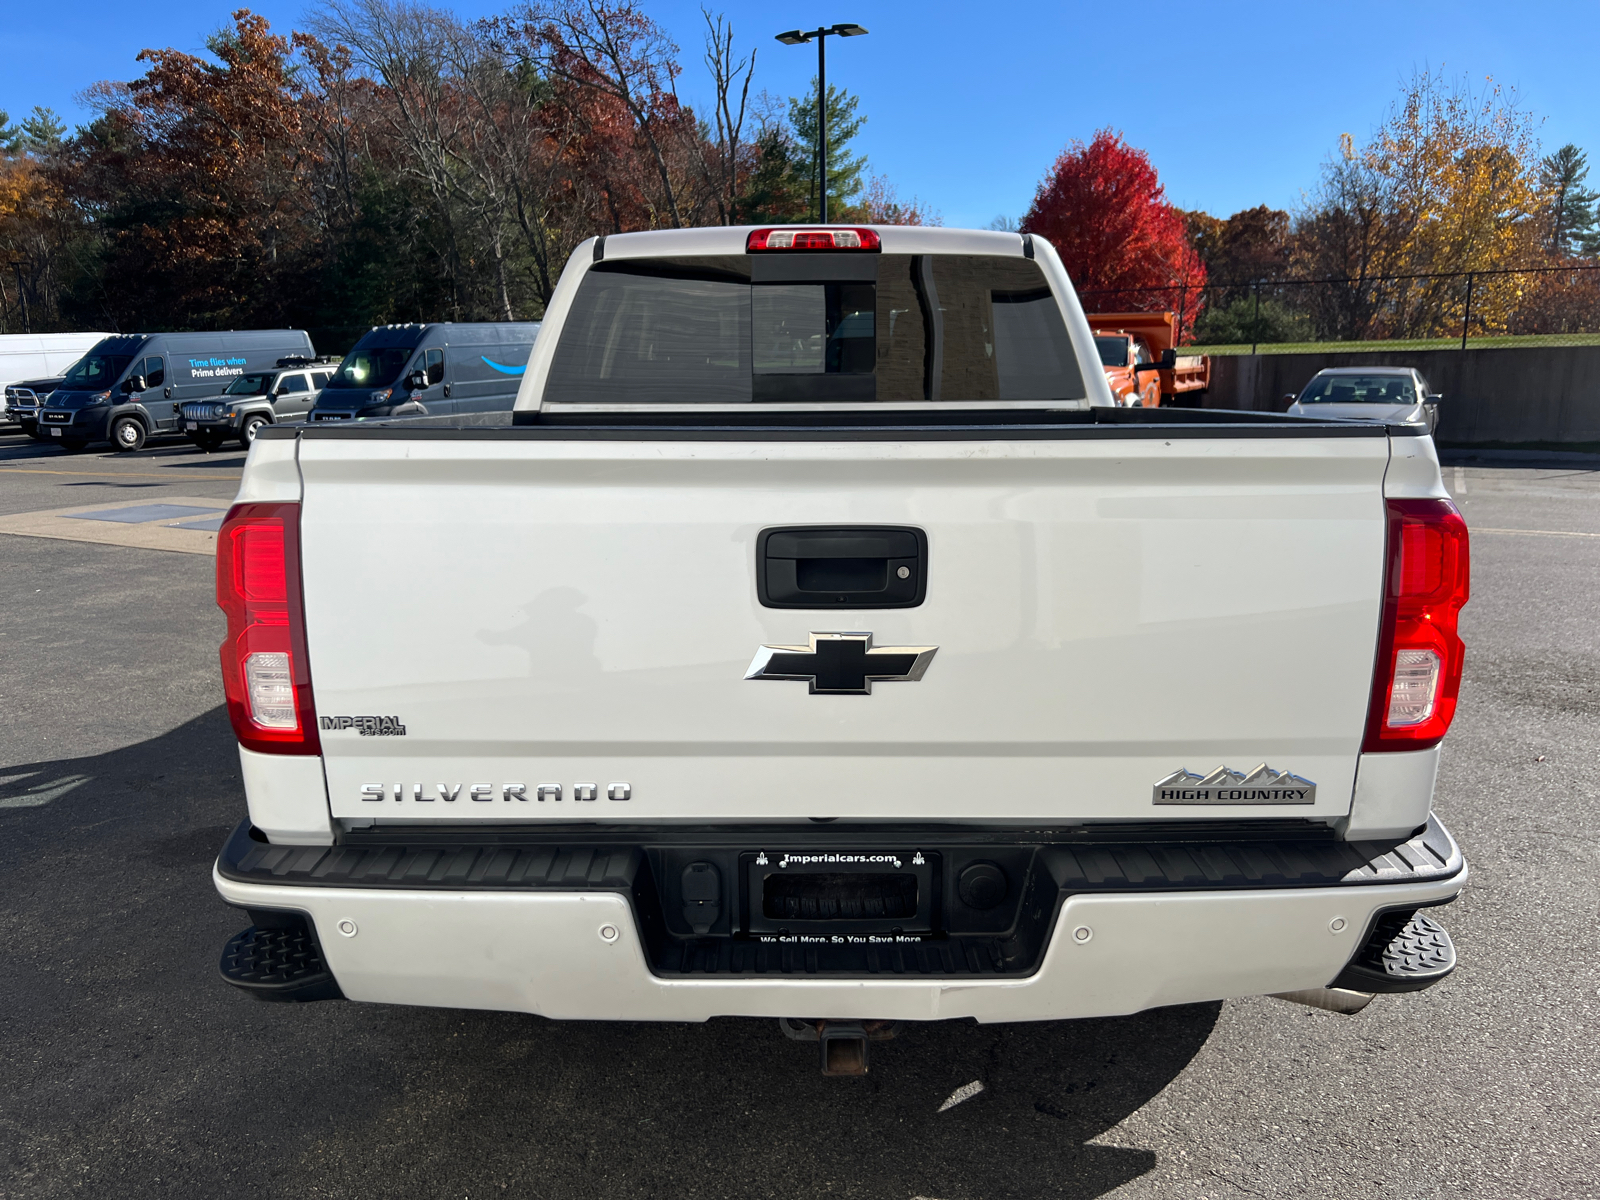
left=211, top=225, right=1468, bottom=1074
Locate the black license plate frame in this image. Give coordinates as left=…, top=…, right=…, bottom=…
left=742, top=848, right=936, bottom=935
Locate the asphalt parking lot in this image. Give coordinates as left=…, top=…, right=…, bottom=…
left=1, top=427, right=1597, bottom=1199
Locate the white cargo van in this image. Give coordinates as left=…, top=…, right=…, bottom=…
left=0, top=332, right=108, bottom=419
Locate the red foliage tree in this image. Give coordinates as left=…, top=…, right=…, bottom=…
left=1021, top=129, right=1205, bottom=339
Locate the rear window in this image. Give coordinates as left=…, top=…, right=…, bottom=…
left=1299, top=374, right=1419, bottom=404
left=544, top=254, right=1085, bottom=405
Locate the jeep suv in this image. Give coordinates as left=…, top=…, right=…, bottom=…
left=181, top=359, right=336, bottom=450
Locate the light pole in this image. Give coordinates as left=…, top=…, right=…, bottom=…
left=774, top=23, right=868, bottom=223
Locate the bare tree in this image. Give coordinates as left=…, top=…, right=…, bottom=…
left=459, top=25, right=591, bottom=303
left=695, top=9, right=754, bottom=225
left=499, top=0, right=691, bottom=228
left=309, top=0, right=521, bottom=317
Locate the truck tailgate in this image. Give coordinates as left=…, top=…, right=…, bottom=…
left=298, top=433, right=1390, bottom=825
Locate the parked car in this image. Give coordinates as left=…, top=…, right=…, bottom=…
left=4, top=372, right=72, bottom=439
left=309, top=321, right=540, bottom=421
left=1089, top=312, right=1209, bottom=407
left=0, top=333, right=107, bottom=424
left=38, top=329, right=316, bottom=452
left=181, top=357, right=338, bottom=450
left=212, top=225, right=1468, bottom=1076
left=1286, top=367, right=1440, bottom=433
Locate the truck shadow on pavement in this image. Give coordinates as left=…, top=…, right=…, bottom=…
left=1, top=706, right=1217, bottom=1200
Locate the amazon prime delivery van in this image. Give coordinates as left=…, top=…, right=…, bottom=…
left=310, top=322, right=541, bottom=421
left=38, top=329, right=314, bottom=451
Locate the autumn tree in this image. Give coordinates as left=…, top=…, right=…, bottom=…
left=72, top=11, right=328, bottom=330
left=853, top=173, right=938, bottom=226
left=311, top=0, right=544, bottom=318
left=494, top=0, right=705, bottom=229
left=1186, top=205, right=1291, bottom=286
left=24, top=0, right=928, bottom=341
left=0, top=107, right=90, bottom=332
left=1295, top=69, right=1540, bottom=339
left=1181, top=205, right=1299, bottom=346
left=1021, top=129, right=1205, bottom=338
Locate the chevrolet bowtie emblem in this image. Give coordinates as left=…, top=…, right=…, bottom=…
left=745, top=632, right=938, bottom=695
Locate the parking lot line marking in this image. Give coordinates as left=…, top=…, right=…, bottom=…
left=1473, top=526, right=1600, bottom=539
left=0, top=773, right=91, bottom=810
left=937, top=1080, right=985, bottom=1111
left=0, top=467, right=242, bottom=480
left=0, top=495, right=231, bottom=555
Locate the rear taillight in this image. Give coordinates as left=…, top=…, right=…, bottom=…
left=216, top=502, right=320, bottom=754
left=746, top=227, right=881, bottom=251
left=1363, top=498, right=1470, bottom=751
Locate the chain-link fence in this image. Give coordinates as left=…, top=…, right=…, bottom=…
left=1079, top=263, right=1600, bottom=354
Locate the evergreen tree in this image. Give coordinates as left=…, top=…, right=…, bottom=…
left=1539, top=143, right=1600, bottom=257
left=788, top=78, right=866, bottom=219
left=18, top=108, right=67, bottom=155
left=737, top=127, right=811, bottom=224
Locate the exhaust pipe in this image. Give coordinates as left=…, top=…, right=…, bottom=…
left=779, top=1018, right=902, bottom=1075
left=1271, top=987, right=1375, bottom=1014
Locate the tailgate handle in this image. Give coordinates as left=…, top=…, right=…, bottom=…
left=757, top=526, right=927, bottom=609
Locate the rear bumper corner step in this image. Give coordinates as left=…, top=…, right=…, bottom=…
left=1331, top=908, right=1456, bottom=993
left=220, top=915, right=345, bottom=1003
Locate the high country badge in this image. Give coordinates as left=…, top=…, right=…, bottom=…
left=1153, top=764, right=1316, bottom=805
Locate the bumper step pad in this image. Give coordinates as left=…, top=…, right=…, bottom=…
left=220, top=917, right=344, bottom=1003
left=1331, top=908, right=1457, bottom=993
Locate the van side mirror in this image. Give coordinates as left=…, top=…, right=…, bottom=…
left=407, top=369, right=427, bottom=390
left=123, top=376, right=145, bottom=394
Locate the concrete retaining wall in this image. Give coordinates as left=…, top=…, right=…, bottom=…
left=1203, top=345, right=1600, bottom=446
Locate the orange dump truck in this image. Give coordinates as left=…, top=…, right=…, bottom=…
left=1089, top=312, right=1210, bottom=407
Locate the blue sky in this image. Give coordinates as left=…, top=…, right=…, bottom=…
left=4, top=0, right=1593, bottom=228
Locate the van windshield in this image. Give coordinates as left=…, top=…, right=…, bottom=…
left=1299, top=374, right=1418, bottom=404
left=224, top=374, right=274, bottom=396
left=59, top=355, right=133, bottom=389
left=325, top=347, right=412, bottom=391
left=545, top=254, right=1085, bottom=405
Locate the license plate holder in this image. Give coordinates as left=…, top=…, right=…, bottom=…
left=743, top=848, right=936, bottom=936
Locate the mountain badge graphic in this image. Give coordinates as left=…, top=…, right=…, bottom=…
left=1152, top=764, right=1316, bottom=805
